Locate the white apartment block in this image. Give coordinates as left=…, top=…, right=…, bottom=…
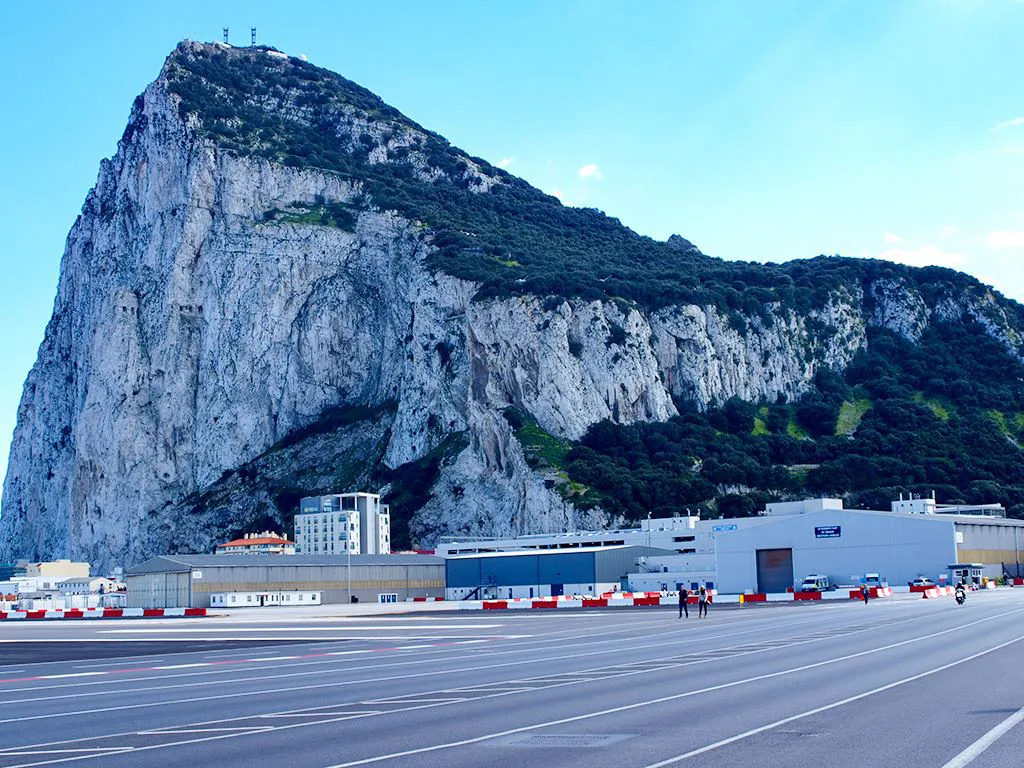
left=294, top=492, right=391, bottom=555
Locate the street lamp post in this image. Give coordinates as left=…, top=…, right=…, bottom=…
left=347, top=510, right=353, bottom=603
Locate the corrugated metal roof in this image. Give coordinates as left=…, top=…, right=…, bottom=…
left=127, top=553, right=442, bottom=574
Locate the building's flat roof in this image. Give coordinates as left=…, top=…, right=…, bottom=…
left=444, top=545, right=676, bottom=560
left=127, top=553, right=443, bottom=575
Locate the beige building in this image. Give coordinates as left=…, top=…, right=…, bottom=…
left=215, top=531, right=296, bottom=555
left=25, top=560, right=90, bottom=590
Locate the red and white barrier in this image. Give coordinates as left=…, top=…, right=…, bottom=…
left=0, top=607, right=206, bottom=621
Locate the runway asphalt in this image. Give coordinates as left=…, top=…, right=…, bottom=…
left=0, top=591, right=1022, bottom=767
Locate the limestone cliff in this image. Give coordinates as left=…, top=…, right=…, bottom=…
left=2, top=42, right=1021, bottom=571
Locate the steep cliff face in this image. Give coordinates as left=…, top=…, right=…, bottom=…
left=3, top=42, right=1022, bottom=570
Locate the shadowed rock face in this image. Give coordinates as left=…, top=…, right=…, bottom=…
left=2, top=42, right=1021, bottom=572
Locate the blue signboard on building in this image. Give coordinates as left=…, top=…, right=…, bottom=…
left=712, top=524, right=738, bottom=533
left=815, top=525, right=841, bottom=538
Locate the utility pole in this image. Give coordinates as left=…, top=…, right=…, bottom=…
left=1015, top=525, right=1020, bottom=579
left=222, top=27, right=229, bottom=44
left=251, top=27, right=257, bottom=47
left=347, top=510, right=352, bottom=603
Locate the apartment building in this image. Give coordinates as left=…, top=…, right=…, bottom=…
left=294, top=492, right=391, bottom=555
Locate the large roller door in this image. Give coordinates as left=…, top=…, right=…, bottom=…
left=756, top=548, right=794, bottom=593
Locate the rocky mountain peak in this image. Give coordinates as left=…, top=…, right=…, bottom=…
left=2, top=41, right=1023, bottom=573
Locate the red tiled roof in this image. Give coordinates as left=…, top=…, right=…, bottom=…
left=216, top=537, right=292, bottom=549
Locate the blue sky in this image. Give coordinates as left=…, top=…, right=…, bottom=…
left=1, top=1, right=1023, bottom=495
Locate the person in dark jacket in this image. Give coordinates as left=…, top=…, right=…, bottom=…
left=678, top=586, right=689, bottom=619
left=698, top=585, right=709, bottom=618
left=861, top=584, right=870, bottom=604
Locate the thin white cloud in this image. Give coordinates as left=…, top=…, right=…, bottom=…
left=1003, top=146, right=1024, bottom=154
left=497, top=157, right=515, bottom=169
left=883, top=232, right=903, bottom=244
left=549, top=188, right=569, bottom=204
left=986, top=230, right=1024, bottom=250
left=875, top=244, right=966, bottom=269
left=939, top=225, right=958, bottom=239
left=578, top=163, right=603, bottom=180
left=994, top=116, right=1024, bottom=130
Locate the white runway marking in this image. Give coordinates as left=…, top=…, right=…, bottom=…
left=939, top=705, right=1024, bottom=768
left=0, top=604, right=1016, bottom=766
left=72, top=659, right=163, bottom=669
left=99, top=624, right=502, bottom=633
left=312, top=612, right=1024, bottom=768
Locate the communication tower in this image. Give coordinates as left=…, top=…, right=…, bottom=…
left=223, top=27, right=229, bottom=44
left=251, top=27, right=257, bottom=46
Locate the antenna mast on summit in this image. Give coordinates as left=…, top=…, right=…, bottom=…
left=251, top=27, right=257, bottom=46
left=222, top=27, right=229, bottom=44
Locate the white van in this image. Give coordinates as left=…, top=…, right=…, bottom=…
left=800, top=574, right=833, bottom=592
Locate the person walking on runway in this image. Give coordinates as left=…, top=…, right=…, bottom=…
left=678, top=586, right=689, bottom=619
left=698, top=585, right=709, bottom=618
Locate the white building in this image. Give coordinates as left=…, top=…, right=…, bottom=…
left=437, top=496, right=1024, bottom=594
left=294, top=492, right=391, bottom=555
left=209, top=591, right=321, bottom=608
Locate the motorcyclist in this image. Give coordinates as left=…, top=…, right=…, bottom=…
left=955, top=580, right=967, bottom=604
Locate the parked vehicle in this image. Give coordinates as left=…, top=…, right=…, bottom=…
left=800, top=574, right=833, bottom=592
left=864, top=573, right=884, bottom=589
left=910, top=577, right=934, bottom=587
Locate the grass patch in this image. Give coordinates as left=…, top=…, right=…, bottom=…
left=835, top=398, right=872, bottom=436
left=752, top=417, right=770, bottom=436
left=786, top=419, right=810, bottom=440
left=262, top=200, right=357, bottom=231
left=912, top=392, right=953, bottom=422
left=515, top=423, right=573, bottom=469
left=986, top=409, right=1010, bottom=436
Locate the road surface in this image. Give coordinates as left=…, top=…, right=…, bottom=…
left=0, top=591, right=1021, bottom=767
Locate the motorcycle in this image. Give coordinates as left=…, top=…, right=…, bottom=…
left=955, top=586, right=967, bottom=605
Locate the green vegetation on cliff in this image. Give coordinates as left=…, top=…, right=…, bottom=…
left=561, top=325, right=1024, bottom=520
left=157, top=43, right=1024, bottom=532
left=161, top=43, right=1010, bottom=319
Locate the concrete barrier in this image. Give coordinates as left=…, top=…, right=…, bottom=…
left=0, top=607, right=207, bottom=621
left=793, top=591, right=823, bottom=601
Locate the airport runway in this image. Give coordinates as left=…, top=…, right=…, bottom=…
left=0, top=592, right=1022, bottom=767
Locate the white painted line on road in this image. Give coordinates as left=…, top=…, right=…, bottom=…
left=641, top=637, right=1024, bottom=767
left=0, top=606, right=842, bottom=692
left=0, top=607, right=1012, bottom=768
left=99, top=624, right=502, bottom=633
left=35, top=673, right=105, bottom=680
left=138, top=727, right=272, bottom=734
left=0, top=748, right=132, bottom=755
left=151, top=663, right=210, bottom=670
left=259, top=711, right=379, bottom=718
left=0, top=608, right=989, bottom=718
left=940, top=705, right=1024, bottom=768
left=72, top=659, right=163, bottom=669
left=314, top=620, right=1024, bottom=767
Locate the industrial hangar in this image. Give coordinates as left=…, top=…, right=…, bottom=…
left=126, top=554, right=445, bottom=608
left=714, top=508, right=957, bottom=594
left=440, top=497, right=1024, bottom=596
left=444, top=545, right=673, bottom=600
